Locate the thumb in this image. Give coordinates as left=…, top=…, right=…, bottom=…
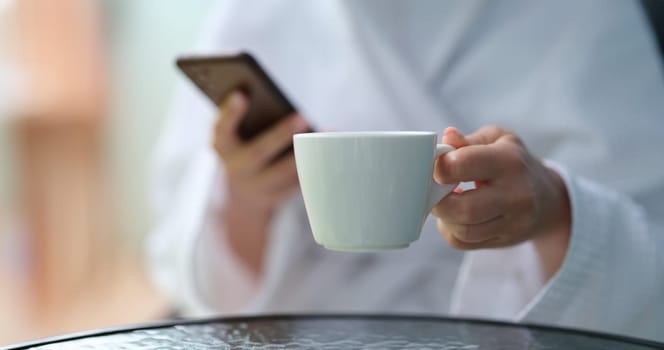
left=464, top=125, right=507, bottom=146
left=441, top=127, right=489, bottom=192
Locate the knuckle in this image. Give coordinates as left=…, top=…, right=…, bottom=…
left=236, top=183, right=255, bottom=196
left=431, top=203, right=444, bottom=218
left=512, top=188, right=535, bottom=213
left=503, top=132, right=521, bottom=145
left=434, top=158, right=448, bottom=183
left=223, top=162, right=240, bottom=177
left=447, top=234, right=473, bottom=250
left=212, top=139, right=222, bottom=154
left=278, top=118, right=297, bottom=138
left=212, top=135, right=230, bottom=155
left=500, top=143, right=526, bottom=173
left=437, top=220, right=456, bottom=242
left=453, top=224, right=473, bottom=243
left=494, top=125, right=513, bottom=136
left=444, top=235, right=463, bottom=249
left=223, top=155, right=248, bottom=178
left=437, top=220, right=474, bottom=250
left=439, top=155, right=462, bottom=182
left=278, top=159, right=298, bottom=177
left=263, top=119, right=295, bottom=148
left=447, top=157, right=463, bottom=181
left=504, top=146, right=521, bottom=165
left=434, top=195, right=457, bottom=219
left=513, top=151, right=528, bottom=174
left=454, top=198, right=476, bottom=223
left=215, top=119, right=238, bottom=140
left=251, top=141, right=273, bottom=161
left=484, top=125, right=502, bottom=134
left=482, top=125, right=503, bottom=139
left=216, top=120, right=232, bottom=135
left=499, top=127, right=523, bottom=144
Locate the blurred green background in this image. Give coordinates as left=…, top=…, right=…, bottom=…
left=0, top=0, right=213, bottom=246
left=0, top=0, right=214, bottom=344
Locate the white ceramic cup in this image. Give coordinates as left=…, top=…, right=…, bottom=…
left=294, top=131, right=456, bottom=251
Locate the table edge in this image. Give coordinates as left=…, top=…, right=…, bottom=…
left=3, top=313, right=662, bottom=349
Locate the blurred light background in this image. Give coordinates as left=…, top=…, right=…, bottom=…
left=0, top=0, right=213, bottom=345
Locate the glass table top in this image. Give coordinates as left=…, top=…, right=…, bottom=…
left=5, top=315, right=662, bottom=350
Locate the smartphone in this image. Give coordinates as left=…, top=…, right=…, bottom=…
left=176, top=52, right=298, bottom=141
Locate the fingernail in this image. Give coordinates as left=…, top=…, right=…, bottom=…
left=444, top=127, right=459, bottom=136
left=433, top=160, right=443, bottom=185
left=229, top=92, right=244, bottom=109
left=433, top=173, right=443, bottom=185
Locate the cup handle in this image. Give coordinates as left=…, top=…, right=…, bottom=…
left=425, top=144, right=457, bottom=213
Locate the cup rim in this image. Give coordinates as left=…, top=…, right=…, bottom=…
left=294, top=131, right=437, bottom=138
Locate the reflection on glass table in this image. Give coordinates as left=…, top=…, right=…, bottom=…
left=5, top=315, right=663, bottom=350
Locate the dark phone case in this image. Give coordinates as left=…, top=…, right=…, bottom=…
left=176, top=52, right=297, bottom=141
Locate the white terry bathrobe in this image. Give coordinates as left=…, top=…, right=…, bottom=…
left=148, top=0, right=664, bottom=342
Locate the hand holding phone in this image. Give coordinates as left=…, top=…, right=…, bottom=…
left=176, top=52, right=309, bottom=215
left=207, top=90, right=309, bottom=276
left=177, top=52, right=302, bottom=141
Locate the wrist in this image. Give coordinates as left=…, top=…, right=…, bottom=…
left=225, top=187, right=274, bottom=217
left=532, top=165, right=572, bottom=280
left=220, top=195, right=273, bottom=278
left=223, top=196, right=273, bottom=231
left=544, top=166, right=571, bottom=237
